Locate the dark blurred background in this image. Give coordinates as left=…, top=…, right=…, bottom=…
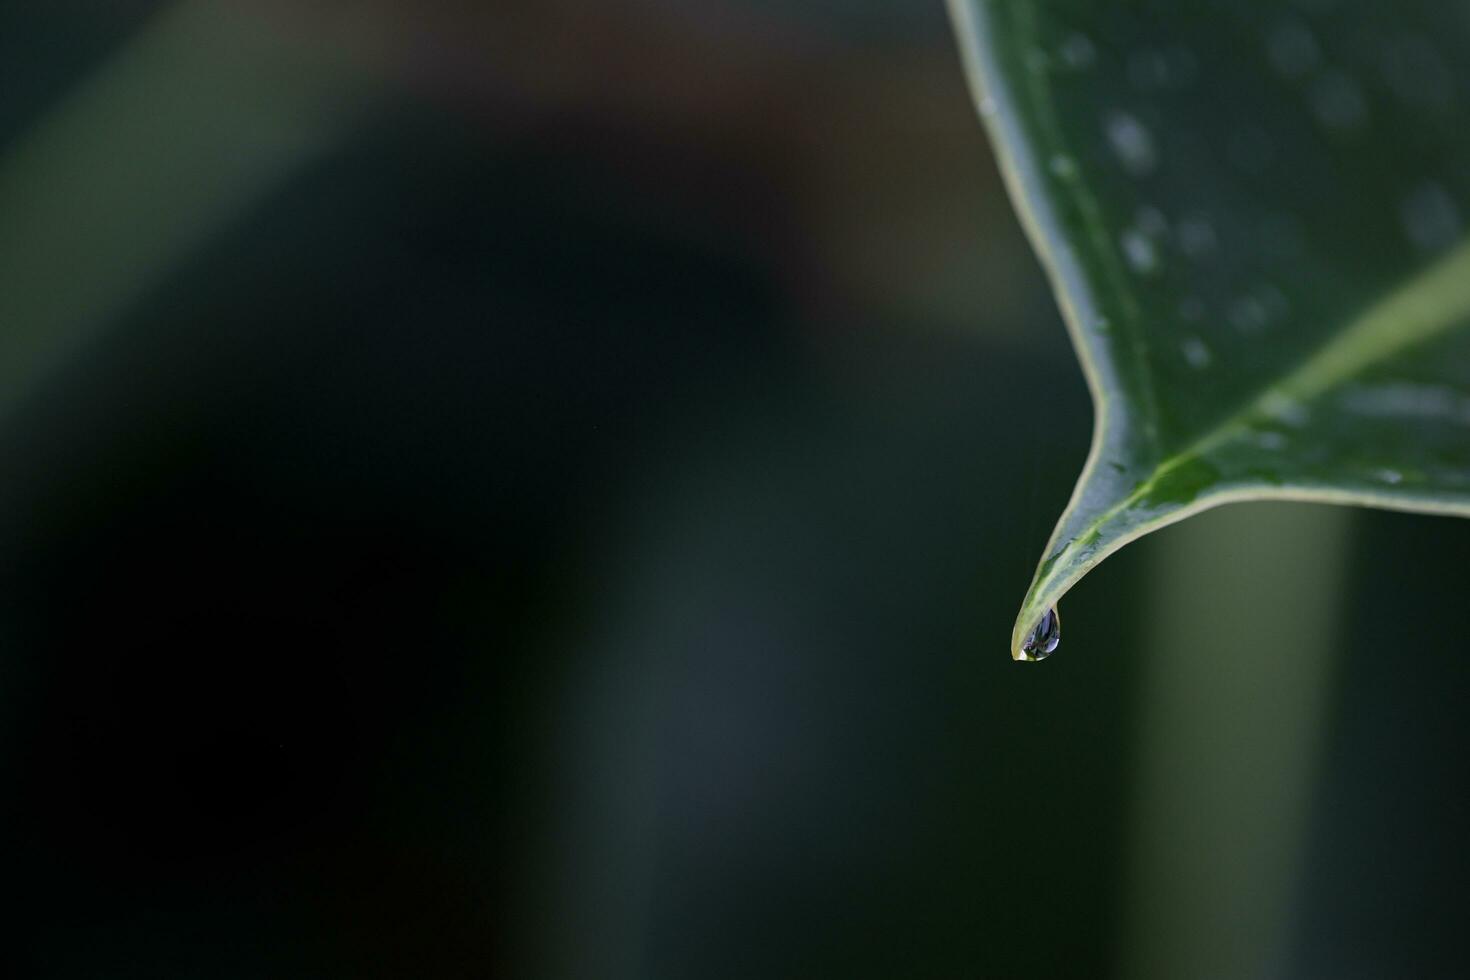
left=1, top=2, right=1467, bottom=978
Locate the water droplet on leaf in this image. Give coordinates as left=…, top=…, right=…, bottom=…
left=1400, top=181, right=1462, bottom=253
left=1381, top=36, right=1452, bottom=113
left=1181, top=336, right=1213, bottom=369
left=1310, top=70, right=1369, bottom=132
left=1059, top=33, right=1096, bottom=70
left=1135, top=205, right=1168, bottom=237
left=1105, top=110, right=1159, bottom=177
left=1177, top=212, right=1218, bottom=257
left=1021, top=608, right=1061, bottom=661
left=1128, top=48, right=1171, bottom=90
left=1267, top=19, right=1322, bottom=79
left=1121, top=228, right=1160, bottom=274
left=1049, top=153, right=1079, bottom=178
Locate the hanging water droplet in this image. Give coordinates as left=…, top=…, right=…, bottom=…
left=1021, top=608, right=1061, bottom=661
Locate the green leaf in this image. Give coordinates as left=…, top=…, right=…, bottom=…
left=949, top=0, right=1470, bottom=659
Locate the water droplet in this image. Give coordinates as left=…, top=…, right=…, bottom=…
left=1181, top=336, right=1213, bottom=369
left=978, top=95, right=998, bottom=117
left=1229, top=282, right=1290, bottom=332
left=1255, top=281, right=1291, bottom=319
left=1021, top=608, right=1061, bottom=661
left=1381, top=36, right=1452, bottom=113
left=1400, top=181, right=1462, bottom=253
left=1105, top=110, right=1159, bottom=177
left=1134, top=205, right=1168, bottom=238
left=1376, top=468, right=1404, bottom=485
left=1229, top=294, right=1270, bottom=332
left=1128, top=48, right=1171, bottom=90
left=1177, top=212, right=1218, bottom=257
left=1267, top=20, right=1322, bottom=79
left=1120, top=228, right=1160, bottom=274
left=1261, top=392, right=1310, bottom=427
left=1339, top=382, right=1470, bottom=426
left=1049, top=153, right=1079, bottom=179
left=1253, top=431, right=1289, bottom=451
left=1310, top=70, right=1369, bottom=132
left=1059, top=32, right=1096, bottom=70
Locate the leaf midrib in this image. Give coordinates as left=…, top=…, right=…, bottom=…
left=1018, top=235, right=1470, bottom=648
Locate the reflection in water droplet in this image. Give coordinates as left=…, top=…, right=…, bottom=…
left=1310, top=70, right=1369, bottom=132
left=1021, top=607, right=1061, bottom=661
left=1121, top=228, right=1160, bottom=274
left=1105, top=111, right=1159, bottom=177
left=1400, top=181, right=1462, bottom=253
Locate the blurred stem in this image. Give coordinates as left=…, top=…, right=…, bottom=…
left=1122, top=503, right=1349, bottom=980
left=0, top=0, right=364, bottom=419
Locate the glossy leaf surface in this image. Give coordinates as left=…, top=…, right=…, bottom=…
left=949, top=0, right=1470, bottom=658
